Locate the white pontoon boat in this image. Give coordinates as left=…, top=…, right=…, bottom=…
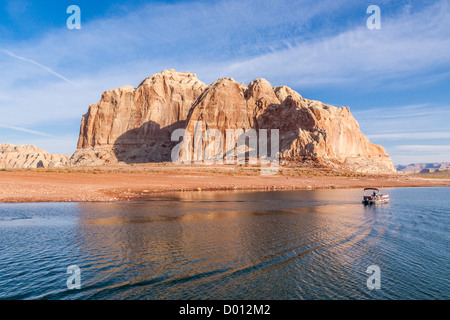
left=362, top=188, right=389, bottom=205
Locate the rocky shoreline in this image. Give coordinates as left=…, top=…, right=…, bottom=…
left=1, top=164, right=448, bottom=203
left=1, top=70, right=441, bottom=203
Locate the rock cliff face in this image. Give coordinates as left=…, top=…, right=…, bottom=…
left=0, top=144, right=70, bottom=169
left=72, top=69, right=395, bottom=173
left=72, top=69, right=206, bottom=165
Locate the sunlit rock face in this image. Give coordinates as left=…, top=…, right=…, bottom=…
left=72, top=69, right=395, bottom=173
left=73, top=69, right=207, bottom=164
left=0, top=144, right=69, bottom=169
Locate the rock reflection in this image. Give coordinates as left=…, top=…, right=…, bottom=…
left=1, top=188, right=447, bottom=299
left=72, top=190, right=379, bottom=299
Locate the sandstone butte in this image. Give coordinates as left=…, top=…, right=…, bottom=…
left=0, top=69, right=395, bottom=173
left=70, top=69, right=395, bottom=174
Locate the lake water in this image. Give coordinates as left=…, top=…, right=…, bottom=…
left=0, top=187, right=448, bottom=300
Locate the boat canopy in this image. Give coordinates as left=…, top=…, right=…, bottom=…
left=364, top=188, right=379, bottom=192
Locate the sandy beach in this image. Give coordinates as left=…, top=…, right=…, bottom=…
left=1, top=164, right=449, bottom=203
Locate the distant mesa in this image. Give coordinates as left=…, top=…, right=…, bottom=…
left=69, top=69, right=395, bottom=173
left=396, top=162, right=450, bottom=174
left=0, top=144, right=69, bottom=169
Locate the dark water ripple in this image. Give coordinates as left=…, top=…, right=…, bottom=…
left=0, top=188, right=448, bottom=300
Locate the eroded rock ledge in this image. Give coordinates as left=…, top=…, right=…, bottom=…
left=70, top=69, right=395, bottom=174
left=0, top=144, right=69, bottom=169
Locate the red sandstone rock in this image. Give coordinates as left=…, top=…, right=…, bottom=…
left=72, top=70, right=395, bottom=173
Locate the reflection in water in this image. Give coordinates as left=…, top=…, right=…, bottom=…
left=0, top=188, right=448, bottom=299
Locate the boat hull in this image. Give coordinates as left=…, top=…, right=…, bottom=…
left=362, top=195, right=389, bottom=205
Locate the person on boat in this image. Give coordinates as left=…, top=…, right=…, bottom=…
left=373, top=191, right=377, bottom=197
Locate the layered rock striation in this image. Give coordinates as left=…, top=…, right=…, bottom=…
left=71, top=69, right=395, bottom=173
left=72, top=69, right=206, bottom=165
left=0, top=144, right=70, bottom=169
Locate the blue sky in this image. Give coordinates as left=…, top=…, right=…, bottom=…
left=0, top=0, right=449, bottom=165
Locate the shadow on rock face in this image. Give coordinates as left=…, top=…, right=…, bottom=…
left=111, top=96, right=314, bottom=165
left=112, top=120, right=186, bottom=163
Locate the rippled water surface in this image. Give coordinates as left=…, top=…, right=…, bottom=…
left=0, top=188, right=448, bottom=300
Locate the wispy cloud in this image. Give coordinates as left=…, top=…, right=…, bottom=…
left=391, top=145, right=450, bottom=163
left=2, top=49, right=75, bottom=85
left=221, top=1, right=450, bottom=86
left=353, top=104, right=441, bottom=120
left=394, top=145, right=450, bottom=153
left=353, top=103, right=450, bottom=165
left=0, top=0, right=449, bottom=162
left=354, top=104, right=450, bottom=133
left=0, top=124, right=51, bottom=136
left=367, top=132, right=450, bottom=140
